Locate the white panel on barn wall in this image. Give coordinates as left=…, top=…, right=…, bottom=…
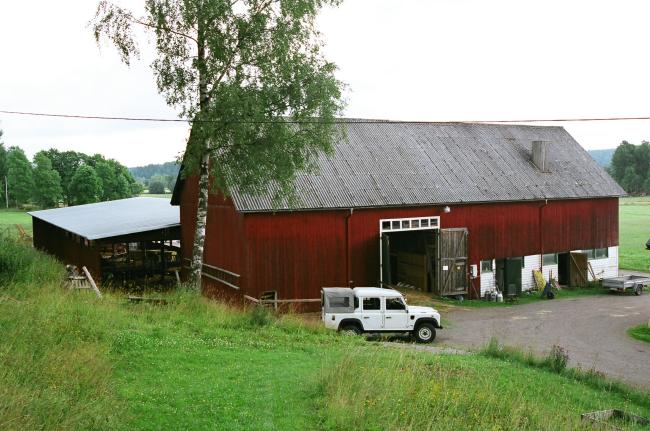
left=480, top=261, right=496, bottom=296
left=522, top=255, right=543, bottom=291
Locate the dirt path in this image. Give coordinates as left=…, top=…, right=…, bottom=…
left=438, top=293, right=650, bottom=388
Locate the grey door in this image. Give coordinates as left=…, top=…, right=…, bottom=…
left=436, top=228, right=469, bottom=296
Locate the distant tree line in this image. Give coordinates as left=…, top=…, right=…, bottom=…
left=609, top=141, right=650, bottom=194
left=129, top=161, right=179, bottom=181
left=129, top=161, right=179, bottom=194
left=0, top=132, right=142, bottom=209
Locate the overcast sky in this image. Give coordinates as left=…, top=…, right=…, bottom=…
left=1, top=0, right=650, bottom=167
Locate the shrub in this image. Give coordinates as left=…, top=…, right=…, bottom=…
left=246, top=304, right=275, bottom=327
left=148, top=181, right=165, bottom=194
left=546, top=345, right=568, bottom=372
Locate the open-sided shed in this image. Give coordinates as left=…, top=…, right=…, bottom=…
left=30, top=197, right=181, bottom=284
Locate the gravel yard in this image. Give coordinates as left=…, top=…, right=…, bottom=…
left=439, top=291, right=650, bottom=387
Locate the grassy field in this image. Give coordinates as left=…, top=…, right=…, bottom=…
left=629, top=324, right=650, bottom=344
left=0, top=209, right=32, bottom=235
left=2, top=234, right=650, bottom=430
left=140, top=193, right=173, bottom=199
left=619, top=197, right=650, bottom=272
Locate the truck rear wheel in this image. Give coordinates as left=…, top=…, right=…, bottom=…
left=339, top=322, right=362, bottom=335
left=635, top=285, right=643, bottom=296
left=414, top=323, right=436, bottom=343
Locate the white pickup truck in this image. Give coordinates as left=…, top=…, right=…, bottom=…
left=321, top=287, right=443, bottom=343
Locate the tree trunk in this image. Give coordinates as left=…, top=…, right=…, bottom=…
left=189, top=151, right=210, bottom=289
left=189, top=13, right=210, bottom=290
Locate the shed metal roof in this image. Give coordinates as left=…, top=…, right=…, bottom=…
left=227, top=121, right=624, bottom=212
left=29, top=197, right=179, bottom=240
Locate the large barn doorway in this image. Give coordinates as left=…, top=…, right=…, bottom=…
left=379, top=217, right=469, bottom=297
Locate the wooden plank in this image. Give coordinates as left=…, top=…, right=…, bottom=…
left=81, top=266, right=102, bottom=298
left=587, top=262, right=597, bottom=281
left=243, top=295, right=260, bottom=303
left=201, top=263, right=241, bottom=278
left=127, top=296, right=168, bottom=306
left=201, top=272, right=239, bottom=290
left=260, top=298, right=321, bottom=304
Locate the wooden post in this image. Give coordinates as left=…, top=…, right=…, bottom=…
left=82, top=266, right=102, bottom=298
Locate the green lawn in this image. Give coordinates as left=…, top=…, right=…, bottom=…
left=433, top=285, right=606, bottom=308
left=619, top=202, right=650, bottom=272
left=0, top=209, right=32, bottom=235
left=139, top=193, right=172, bottom=199
left=0, top=198, right=648, bottom=429
left=629, top=324, right=650, bottom=344
left=2, top=234, right=650, bottom=430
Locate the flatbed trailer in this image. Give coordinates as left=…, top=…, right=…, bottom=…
left=602, top=275, right=650, bottom=296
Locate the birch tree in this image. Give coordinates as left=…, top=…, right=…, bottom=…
left=92, top=0, right=344, bottom=288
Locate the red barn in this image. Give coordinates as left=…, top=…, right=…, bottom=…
left=172, top=121, right=624, bottom=304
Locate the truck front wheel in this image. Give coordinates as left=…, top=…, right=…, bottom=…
left=414, top=323, right=436, bottom=343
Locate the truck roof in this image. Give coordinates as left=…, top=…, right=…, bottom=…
left=353, top=287, right=403, bottom=298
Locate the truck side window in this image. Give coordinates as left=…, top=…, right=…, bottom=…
left=329, top=297, right=350, bottom=308
left=386, top=297, right=406, bottom=310
left=362, top=297, right=380, bottom=310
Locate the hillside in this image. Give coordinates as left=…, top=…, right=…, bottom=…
left=2, top=234, right=650, bottom=430
left=588, top=148, right=615, bottom=167
left=129, top=161, right=180, bottom=182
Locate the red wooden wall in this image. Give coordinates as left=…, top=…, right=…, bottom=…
left=177, top=174, right=619, bottom=301
left=32, top=218, right=102, bottom=279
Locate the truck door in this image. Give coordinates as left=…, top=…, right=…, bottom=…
left=382, top=297, right=409, bottom=330
left=360, top=297, right=383, bottom=330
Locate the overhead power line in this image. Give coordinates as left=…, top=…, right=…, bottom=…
left=2, top=109, right=650, bottom=124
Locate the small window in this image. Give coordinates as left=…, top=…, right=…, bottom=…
left=362, top=297, right=381, bottom=311
left=402, top=220, right=410, bottom=229
left=430, top=218, right=438, bottom=227
left=329, top=296, right=350, bottom=308
left=481, top=260, right=493, bottom=273
left=382, top=221, right=391, bottom=230
left=583, top=249, right=595, bottom=260
left=595, top=248, right=608, bottom=259
left=392, top=221, right=400, bottom=229
left=542, top=253, right=558, bottom=266
left=421, top=219, right=429, bottom=227
left=386, top=297, right=406, bottom=310
left=412, top=220, right=419, bottom=228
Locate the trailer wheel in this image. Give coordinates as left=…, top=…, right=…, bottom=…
left=634, top=285, right=643, bottom=296
left=414, top=323, right=436, bottom=343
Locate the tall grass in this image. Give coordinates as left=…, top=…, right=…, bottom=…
left=0, top=233, right=64, bottom=290
left=0, top=233, right=121, bottom=430
left=319, top=349, right=576, bottom=431
left=319, top=347, right=650, bottom=431
left=482, top=338, right=650, bottom=410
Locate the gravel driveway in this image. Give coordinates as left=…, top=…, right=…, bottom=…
left=438, top=292, right=650, bottom=388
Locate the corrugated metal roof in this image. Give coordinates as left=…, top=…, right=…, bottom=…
left=230, top=121, right=625, bottom=212
left=29, top=197, right=179, bottom=240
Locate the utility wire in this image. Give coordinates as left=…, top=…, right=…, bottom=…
left=2, top=109, right=650, bottom=124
